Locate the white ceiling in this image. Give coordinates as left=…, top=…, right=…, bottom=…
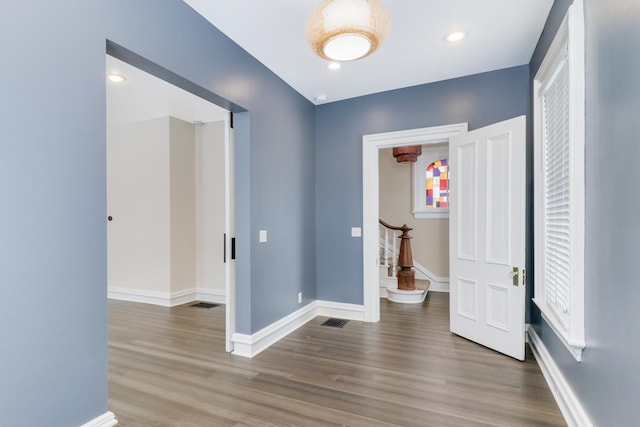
left=183, top=0, right=554, bottom=104
left=106, top=55, right=228, bottom=127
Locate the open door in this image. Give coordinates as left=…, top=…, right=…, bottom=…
left=449, top=116, right=526, bottom=360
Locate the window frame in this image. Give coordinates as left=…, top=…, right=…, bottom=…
left=533, top=1, right=586, bottom=361
left=412, top=143, right=449, bottom=219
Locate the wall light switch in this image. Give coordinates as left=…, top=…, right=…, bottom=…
left=351, top=227, right=362, bottom=237
left=259, top=230, right=268, bottom=243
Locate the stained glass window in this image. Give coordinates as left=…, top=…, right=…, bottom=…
left=426, top=159, right=448, bottom=208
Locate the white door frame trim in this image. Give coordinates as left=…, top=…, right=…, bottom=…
left=362, top=123, right=468, bottom=321
left=224, top=114, right=236, bottom=352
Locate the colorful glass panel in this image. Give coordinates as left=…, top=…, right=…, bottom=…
left=425, top=159, right=448, bottom=208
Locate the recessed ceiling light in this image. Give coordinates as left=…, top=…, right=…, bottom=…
left=315, top=94, right=328, bottom=103
left=328, top=62, right=341, bottom=71
left=107, top=73, right=126, bottom=83
left=446, top=31, right=467, bottom=42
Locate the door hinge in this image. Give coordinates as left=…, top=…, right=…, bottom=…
left=522, top=269, right=526, bottom=286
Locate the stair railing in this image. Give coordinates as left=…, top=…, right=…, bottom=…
left=379, top=219, right=416, bottom=291
left=379, top=222, right=398, bottom=278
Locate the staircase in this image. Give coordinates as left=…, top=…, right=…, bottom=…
left=379, top=219, right=429, bottom=303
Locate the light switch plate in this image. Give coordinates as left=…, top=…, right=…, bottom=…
left=259, top=230, right=268, bottom=242
left=351, top=227, right=362, bottom=237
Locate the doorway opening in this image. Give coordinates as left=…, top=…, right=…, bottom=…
left=363, top=117, right=527, bottom=361
left=105, top=51, right=236, bottom=352
left=362, top=123, right=468, bottom=322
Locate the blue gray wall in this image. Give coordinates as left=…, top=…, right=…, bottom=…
left=6, top=0, right=637, bottom=425
left=315, top=67, right=530, bottom=303
left=530, top=0, right=640, bottom=424
left=0, top=1, right=315, bottom=426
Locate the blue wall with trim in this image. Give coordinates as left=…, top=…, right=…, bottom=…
left=530, top=0, right=640, bottom=424
left=315, top=66, right=530, bottom=303
left=0, top=1, right=315, bottom=425
left=3, top=0, right=639, bottom=425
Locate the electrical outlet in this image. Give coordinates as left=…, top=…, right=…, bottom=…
left=297, top=292, right=302, bottom=303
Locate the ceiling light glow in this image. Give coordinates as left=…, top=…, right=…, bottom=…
left=446, top=31, right=466, bottom=42
left=107, top=73, right=127, bottom=83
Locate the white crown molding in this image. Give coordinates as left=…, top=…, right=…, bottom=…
left=80, top=411, right=118, bottom=427
left=527, top=325, right=593, bottom=427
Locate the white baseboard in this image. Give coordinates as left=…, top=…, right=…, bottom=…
left=416, top=264, right=449, bottom=292
left=231, top=302, right=317, bottom=358
left=231, top=300, right=365, bottom=358
left=108, top=287, right=191, bottom=307
left=196, top=288, right=226, bottom=304
left=108, top=287, right=226, bottom=307
left=80, top=411, right=118, bottom=427
left=316, top=300, right=365, bottom=321
left=527, top=325, right=593, bottom=427
left=427, top=280, right=449, bottom=293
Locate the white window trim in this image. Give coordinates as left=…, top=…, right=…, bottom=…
left=412, top=143, right=449, bottom=219
left=533, top=0, right=586, bottom=362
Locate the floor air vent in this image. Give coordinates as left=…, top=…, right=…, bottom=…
left=321, top=318, right=349, bottom=328
left=190, top=302, right=220, bottom=309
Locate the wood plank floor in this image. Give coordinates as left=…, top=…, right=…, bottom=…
left=108, top=293, right=566, bottom=426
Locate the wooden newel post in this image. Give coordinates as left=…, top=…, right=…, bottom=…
left=396, top=224, right=415, bottom=290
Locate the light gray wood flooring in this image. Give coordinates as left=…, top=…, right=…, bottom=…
left=108, top=293, right=566, bottom=426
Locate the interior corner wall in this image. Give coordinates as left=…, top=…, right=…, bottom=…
left=378, top=148, right=449, bottom=277
left=315, top=66, right=530, bottom=304
left=529, top=0, right=640, bottom=424
left=108, top=116, right=224, bottom=300
left=170, top=117, right=196, bottom=294
left=0, top=1, right=315, bottom=425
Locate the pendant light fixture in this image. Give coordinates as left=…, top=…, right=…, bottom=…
left=305, top=0, right=391, bottom=62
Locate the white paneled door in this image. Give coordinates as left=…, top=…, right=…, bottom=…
left=449, top=116, right=526, bottom=360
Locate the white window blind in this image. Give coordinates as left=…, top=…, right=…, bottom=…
left=533, top=1, right=585, bottom=361
left=541, top=49, right=571, bottom=327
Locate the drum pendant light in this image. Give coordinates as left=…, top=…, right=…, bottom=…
left=305, top=0, right=391, bottom=62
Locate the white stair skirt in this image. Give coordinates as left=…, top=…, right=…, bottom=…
left=386, top=286, right=428, bottom=304
left=380, top=264, right=431, bottom=303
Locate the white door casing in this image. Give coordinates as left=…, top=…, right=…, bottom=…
left=449, top=115, right=526, bottom=360
left=362, top=123, right=468, bottom=322
left=225, top=115, right=236, bottom=353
